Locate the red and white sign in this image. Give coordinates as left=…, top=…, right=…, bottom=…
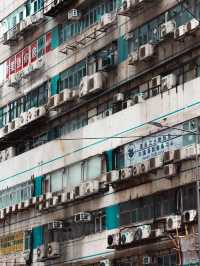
left=45, top=31, right=52, bottom=53
left=16, top=51, right=23, bottom=72
left=31, top=42, right=37, bottom=63
left=23, top=47, right=29, bottom=68
left=10, top=56, right=16, bottom=75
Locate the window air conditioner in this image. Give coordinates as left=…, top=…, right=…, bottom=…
left=27, top=106, right=46, bottom=122
left=67, top=191, right=74, bottom=201
left=107, top=232, right=120, bottom=248
left=68, top=9, right=81, bottom=20
left=19, top=112, right=28, bottom=127
left=79, top=180, right=99, bottom=197
left=47, top=242, right=60, bottom=259
left=79, top=72, right=104, bottom=98
left=120, top=228, right=134, bottom=245
left=163, top=150, right=174, bottom=163
left=161, top=73, right=176, bottom=92
left=186, top=18, right=199, bottom=33
left=60, top=192, right=68, bottom=203
left=180, top=144, right=200, bottom=161
left=100, top=13, right=116, bottom=29
left=139, top=43, right=154, bottom=61
left=24, top=199, right=31, bottom=209
left=134, top=225, right=151, bottom=241
left=143, top=256, right=152, bottom=265
left=160, top=20, right=176, bottom=40
left=166, top=215, right=181, bottom=231
left=48, top=221, right=63, bottom=230
left=106, top=170, right=120, bottom=183
left=120, top=167, right=133, bottom=180
left=74, top=212, right=92, bottom=223
left=56, top=89, right=72, bottom=105
left=132, top=93, right=145, bottom=104
left=35, top=10, right=45, bottom=24
left=174, top=24, right=186, bottom=40
left=113, top=93, right=124, bottom=103
left=149, top=156, right=163, bottom=170
left=12, top=204, right=18, bottom=213
left=0, top=209, right=6, bottom=219
left=149, top=75, right=161, bottom=89
left=139, top=160, right=150, bottom=174
left=18, top=201, right=25, bottom=210
left=132, top=164, right=140, bottom=177
left=182, top=209, right=197, bottom=223
left=4, top=147, right=15, bottom=160
left=6, top=206, right=12, bottom=215
left=163, top=164, right=177, bottom=178
left=100, top=259, right=112, bottom=266
left=128, top=51, right=138, bottom=65
left=37, top=244, right=46, bottom=262
left=33, top=57, right=45, bottom=71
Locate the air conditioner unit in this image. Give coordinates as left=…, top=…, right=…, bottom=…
left=19, top=112, right=28, bottom=127
left=160, top=20, right=176, bottom=39
left=154, top=228, right=164, bottom=238
left=4, top=147, right=15, bottom=160
left=35, top=10, right=45, bottom=24
left=56, top=89, right=72, bottom=105
left=149, top=156, right=163, bottom=170
left=0, top=209, right=6, bottom=219
left=100, top=13, right=115, bottom=29
left=48, top=94, right=59, bottom=109
left=79, top=72, right=104, bottom=98
left=27, top=106, right=46, bottom=123
left=51, top=196, right=59, bottom=206
left=37, top=244, right=46, bottom=262
left=107, top=233, right=120, bottom=248
left=79, top=180, right=99, bottom=196
left=161, top=73, right=176, bottom=92
left=18, top=201, right=25, bottom=210
left=120, top=228, right=134, bottom=245
left=139, top=43, right=154, bottom=61
left=106, top=170, right=120, bottom=183
left=134, top=225, right=151, bottom=241
left=132, top=164, right=140, bottom=177
left=12, top=204, right=18, bottom=213
left=133, top=93, right=145, bottom=104
left=174, top=24, right=186, bottom=40
left=113, top=93, right=124, bottom=103
left=24, top=199, right=31, bottom=208
left=163, top=164, right=176, bottom=178
left=6, top=206, right=12, bottom=215
left=48, top=221, right=63, bottom=230
left=182, top=209, right=197, bottom=223
left=120, top=167, right=133, bottom=180
left=32, top=196, right=39, bottom=205
left=45, top=192, right=53, bottom=201
left=163, top=150, right=174, bottom=163
left=143, top=256, right=152, bottom=265
left=186, top=18, right=199, bottom=33
left=8, top=117, right=20, bottom=132
left=139, top=160, right=150, bottom=174
left=74, top=212, right=92, bottom=223
left=123, top=99, right=134, bottom=109
left=149, top=75, right=161, bottom=89
left=68, top=9, right=81, bottom=20
left=166, top=215, right=181, bottom=231
left=100, top=259, right=112, bottom=266
left=0, top=150, right=5, bottom=162
left=102, top=109, right=112, bottom=118
left=128, top=51, right=139, bottom=65
left=47, top=242, right=60, bottom=259
left=67, top=191, right=74, bottom=201
left=74, top=186, right=80, bottom=198
left=119, top=0, right=136, bottom=14
left=60, top=192, right=68, bottom=203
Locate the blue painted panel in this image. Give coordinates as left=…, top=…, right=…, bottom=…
left=105, top=204, right=119, bottom=230
left=51, top=26, right=60, bottom=49
left=118, top=36, right=128, bottom=63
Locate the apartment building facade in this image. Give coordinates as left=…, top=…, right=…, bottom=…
left=0, top=0, right=200, bottom=265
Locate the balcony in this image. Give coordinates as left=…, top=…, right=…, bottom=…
left=44, top=0, right=73, bottom=17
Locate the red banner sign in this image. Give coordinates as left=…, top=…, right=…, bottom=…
left=23, top=47, right=29, bottom=68
left=16, top=51, right=23, bottom=72
left=45, top=31, right=52, bottom=53
left=10, top=56, right=15, bottom=75
left=31, top=42, right=37, bottom=63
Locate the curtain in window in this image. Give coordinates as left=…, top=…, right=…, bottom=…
left=87, top=156, right=102, bottom=180
left=51, top=170, right=63, bottom=192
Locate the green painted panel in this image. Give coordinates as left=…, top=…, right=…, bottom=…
left=34, top=176, right=43, bottom=196
left=104, top=150, right=113, bottom=172
left=32, top=226, right=43, bottom=249
left=105, top=204, right=119, bottom=230
left=118, top=36, right=128, bottom=63
left=51, top=75, right=60, bottom=96
left=51, top=26, right=60, bottom=49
